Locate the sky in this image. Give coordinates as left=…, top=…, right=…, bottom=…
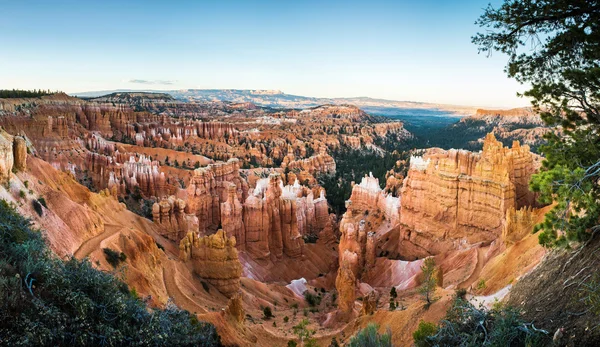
left=0, top=0, right=530, bottom=108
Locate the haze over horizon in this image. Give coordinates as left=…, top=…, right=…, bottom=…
left=1, top=0, right=530, bottom=108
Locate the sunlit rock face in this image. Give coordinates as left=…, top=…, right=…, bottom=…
left=399, top=133, right=538, bottom=256
left=184, top=158, right=248, bottom=234
left=179, top=229, right=242, bottom=298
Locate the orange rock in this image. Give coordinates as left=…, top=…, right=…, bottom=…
left=179, top=229, right=242, bottom=298
left=399, top=133, right=538, bottom=256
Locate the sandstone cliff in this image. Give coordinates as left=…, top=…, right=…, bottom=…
left=179, top=229, right=242, bottom=298
left=399, top=133, right=538, bottom=257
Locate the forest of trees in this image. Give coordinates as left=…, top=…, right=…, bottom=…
left=318, top=146, right=411, bottom=215
left=0, top=89, right=61, bottom=98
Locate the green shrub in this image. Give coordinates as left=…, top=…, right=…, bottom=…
left=414, top=298, right=548, bottom=346
left=19, top=190, right=26, bottom=199
left=0, top=199, right=220, bottom=346
left=263, top=306, right=273, bottom=319
left=347, top=323, right=392, bottom=347
left=303, top=291, right=321, bottom=307
left=37, top=197, right=47, bottom=208
left=102, top=247, right=127, bottom=268
left=283, top=316, right=289, bottom=323
left=413, top=321, right=438, bottom=347
left=32, top=199, right=43, bottom=216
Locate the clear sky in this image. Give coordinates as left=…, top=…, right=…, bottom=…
left=0, top=0, right=529, bottom=108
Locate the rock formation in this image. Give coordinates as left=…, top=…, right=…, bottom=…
left=13, top=136, right=27, bottom=171
left=179, top=229, right=242, bottom=298
left=221, top=184, right=245, bottom=248
left=152, top=196, right=198, bottom=241
left=0, top=131, right=15, bottom=183
left=399, top=133, right=538, bottom=256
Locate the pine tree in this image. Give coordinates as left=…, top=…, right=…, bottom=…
left=418, top=257, right=437, bottom=307
left=474, top=0, right=600, bottom=247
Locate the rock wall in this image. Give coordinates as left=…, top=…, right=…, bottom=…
left=283, top=153, right=336, bottom=175
left=399, top=133, right=538, bottom=256
left=179, top=229, right=242, bottom=298
left=0, top=130, right=28, bottom=182
left=347, top=173, right=400, bottom=225
left=152, top=196, right=198, bottom=241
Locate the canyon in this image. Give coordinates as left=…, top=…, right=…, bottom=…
left=0, top=92, right=551, bottom=346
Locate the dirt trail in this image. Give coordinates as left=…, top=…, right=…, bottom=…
left=459, top=247, right=486, bottom=290
left=74, top=224, right=123, bottom=259
left=162, top=260, right=207, bottom=315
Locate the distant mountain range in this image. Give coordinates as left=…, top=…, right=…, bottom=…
left=72, top=89, right=486, bottom=116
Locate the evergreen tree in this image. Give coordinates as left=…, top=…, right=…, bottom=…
left=418, top=257, right=437, bottom=307
left=474, top=0, right=600, bottom=247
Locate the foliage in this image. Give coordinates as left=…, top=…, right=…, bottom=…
left=37, top=197, right=47, bottom=208
left=577, top=273, right=600, bottom=317
left=303, top=291, right=321, bottom=307
left=413, top=298, right=548, bottom=346
left=473, top=0, right=600, bottom=247
left=318, top=147, right=410, bottom=215
left=347, top=323, right=392, bottom=347
left=102, top=247, right=127, bottom=268
left=418, top=257, right=438, bottom=307
left=0, top=200, right=221, bottom=346
left=302, top=233, right=319, bottom=244
left=413, top=321, right=438, bottom=347
left=0, top=89, right=60, bottom=98
left=32, top=199, right=43, bottom=217
left=292, top=318, right=317, bottom=347
left=263, top=306, right=273, bottom=319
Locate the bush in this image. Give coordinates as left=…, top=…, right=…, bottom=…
left=19, top=190, right=26, bottom=199
left=303, top=291, right=321, bottom=307
left=32, top=199, right=43, bottom=217
left=103, top=248, right=127, bottom=268
left=302, top=233, right=319, bottom=243
left=0, top=200, right=220, bottom=346
left=37, top=197, right=47, bottom=208
left=347, top=323, right=392, bottom=347
left=263, top=306, right=273, bottom=319
left=413, top=298, right=548, bottom=346
left=413, top=321, right=438, bottom=347
left=283, top=316, right=289, bottom=323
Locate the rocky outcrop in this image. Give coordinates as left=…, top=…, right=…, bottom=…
left=283, top=153, right=336, bottom=175
left=223, top=291, right=245, bottom=324
left=360, top=290, right=378, bottom=316
left=221, top=184, right=245, bottom=249
left=0, top=131, right=29, bottom=181
left=13, top=136, right=27, bottom=171
left=502, top=206, right=537, bottom=245
left=152, top=196, right=198, bottom=241
left=347, top=173, right=400, bottom=225
left=399, top=133, right=538, bottom=256
left=0, top=131, right=15, bottom=182
left=335, top=252, right=357, bottom=320
left=179, top=229, right=242, bottom=298
left=184, top=158, right=248, bottom=234
left=242, top=173, right=304, bottom=259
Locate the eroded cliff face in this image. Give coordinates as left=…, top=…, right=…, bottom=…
left=399, top=133, right=538, bottom=258
left=179, top=229, right=242, bottom=298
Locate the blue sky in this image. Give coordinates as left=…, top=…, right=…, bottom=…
left=0, top=0, right=529, bottom=107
